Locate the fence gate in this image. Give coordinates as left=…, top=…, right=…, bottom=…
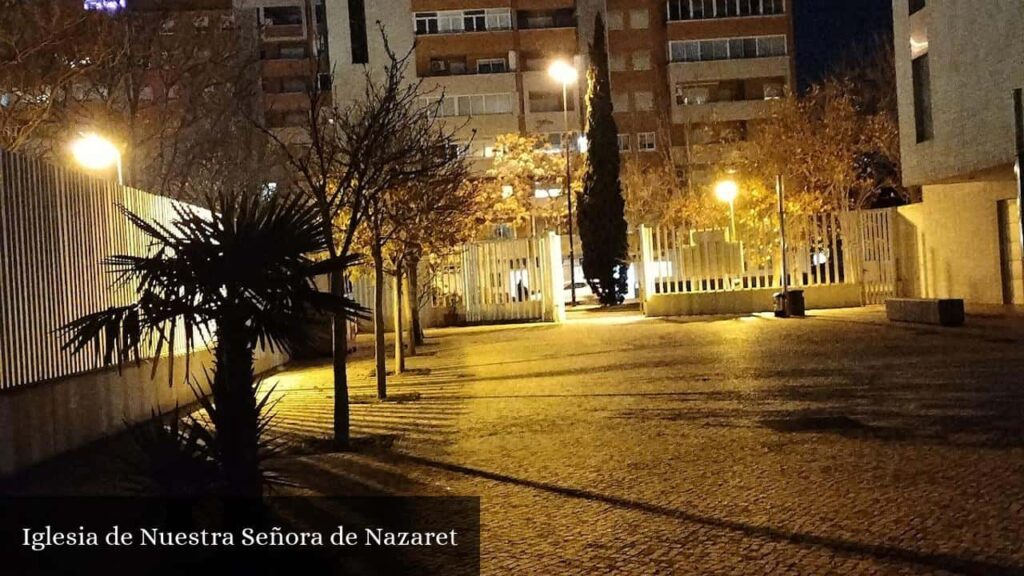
left=843, top=208, right=898, bottom=304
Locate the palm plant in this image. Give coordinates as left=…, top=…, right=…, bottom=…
left=60, top=192, right=364, bottom=498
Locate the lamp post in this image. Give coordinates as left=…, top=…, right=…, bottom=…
left=71, top=133, right=123, bottom=185
left=776, top=174, right=789, bottom=312
left=548, top=59, right=578, bottom=306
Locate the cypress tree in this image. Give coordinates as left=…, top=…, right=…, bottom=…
left=578, top=13, right=628, bottom=305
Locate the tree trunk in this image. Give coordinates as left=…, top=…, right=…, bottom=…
left=405, top=259, right=419, bottom=354
left=371, top=243, right=387, bottom=400
left=330, top=270, right=350, bottom=449
left=393, top=264, right=405, bottom=374
left=212, top=315, right=262, bottom=526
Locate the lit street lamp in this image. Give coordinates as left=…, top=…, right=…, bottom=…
left=548, top=58, right=579, bottom=306
left=71, top=133, right=123, bottom=185
left=714, top=178, right=739, bottom=241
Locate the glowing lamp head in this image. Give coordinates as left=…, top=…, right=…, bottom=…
left=71, top=133, right=120, bottom=171
left=547, top=60, right=578, bottom=84
left=714, top=179, right=739, bottom=204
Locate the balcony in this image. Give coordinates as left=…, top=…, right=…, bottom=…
left=668, top=56, right=790, bottom=83
left=261, top=58, right=310, bottom=78
left=263, top=91, right=309, bottom=113
left=671, top=99, right=776, bottom=124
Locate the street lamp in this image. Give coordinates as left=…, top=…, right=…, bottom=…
left=71, top=133, right=123, bottom=185
left=714, top=178, right=739, bottom=241
left=548, top=58, right=579, bottom=306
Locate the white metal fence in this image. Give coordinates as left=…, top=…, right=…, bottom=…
left=638, top=209, right=896, bottom=304
left=0, top=151, right=210, bottom=390
left=351, top=233, right=565, bottom=328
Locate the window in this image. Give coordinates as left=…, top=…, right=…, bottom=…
left=464, top=9, right=486, bottom=31
left=220, top=14, right=236, bottom=30
left=635, top=91, right=654, bottom=111
left=669, top=35, right=787, bottom=62
left=427, top=93, right=514, bottom=117
left=763, top=82, right=784, bottom=100
left=477, top=58, right=508, bottom=74
left=912, top=54, right=933, bottom=142
left=612, top=92, right=630, bottom=112
left=414, top=8, right=510, bottom=35
left=279, top=45, right=306, bottom=59
left=617, top=134, right=631, bottom=152
left=909, top=0, right=926, bottom=14
left=666, top=0, right=786, bottom=21
left=348, top=0, right=369, bottom=63
left=629, top=9, right=649, bottom=29
left=607, top=10, right=624, bottom=30
left=529, top=89, right=574, bottom=113
left=261, top=6, right=303, bottom=26
left=193, top=15, right=209, bottom=31
left=675, top=84, right=710, bottom=105
left=160, top=18, right=175, bottom=35
left=638, top=132, right=656, bottom=151
left=632, top=50, right=651, bottom=71
left=609, top=54, right=626, bottom=72
left=449, top=59, right=467, bottom=74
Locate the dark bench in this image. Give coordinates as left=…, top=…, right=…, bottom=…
left=885, top=298, right=965, bottom=326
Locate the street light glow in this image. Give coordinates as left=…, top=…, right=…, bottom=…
left=714, top=179, right=739, bottom=204
left=547, top=60, right=578, bottom=84
left=71, top=133, right=120, bottom=171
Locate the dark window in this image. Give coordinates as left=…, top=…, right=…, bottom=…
left=912, top=54, right=933, bottom=142
left=348, top=0, right=368, bottom=63
left=909, top=0, right=926, bottom=15
left=262, top=6, right=302, bottom=26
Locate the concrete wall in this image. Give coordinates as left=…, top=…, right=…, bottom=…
left=893, top=0, right=1024, bottom=187
left=644, top=284, right=863, bottom=318
left=894, top=180, right=1018, bottom=304
left=0, top=349, right=287, bottom=477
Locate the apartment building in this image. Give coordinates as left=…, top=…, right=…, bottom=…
left=892, top=0, right=1024, bottom=305
left=326, top=1, right=792, bottom=180
left=327, top=0, right=584, bottom=173
left=605, top=0, right=793, bottom=183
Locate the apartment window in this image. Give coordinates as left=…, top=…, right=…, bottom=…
left=763, top=82, right=784, bottom=100
left=464, top=9, right=486, bottom=31
left=912, top=54, right=933, bottom=142
left=612, top=92, right=630, bottom=112
left=160, top=18, right=175, bottom=35
left=609, top=54, right=626, bottom=72
left=348, top=0, right=369, bottom=63
left=607, top=10, right=624, bottom=30
left=477, top=58, right=508, bottom=74
left=638, top=132, right=657, bottom=151
left=193, top=15, right=209, bottom=31
left=529, top=89, right=574, bottom=113
left=422, top=93, right=513, bottom=117
left=909, top=0, right=926, bottom=14
left=279, top=45, right=306, bottom=59
left=632, top=50, right=651, bottom=71
left=416, top=8, right=510, bottom=35
left=635, top=91, right=655, bottom=111
left=617, top=134, right=631, bottom=151
left=629, top=9, right=649, bottom=29
left=667, top=0, right=786, bottom=21
left=676, top=84, right=710, bottom=105
left=220, top=14, right=236, bottom=30
left=261, top=6, right=303, bottom=26
left=669, top=35, right=786, bottom=62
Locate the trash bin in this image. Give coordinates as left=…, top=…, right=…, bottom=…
left=786, top=289, right=806, bottom=317
left=773, top=291, right=788, bottom=317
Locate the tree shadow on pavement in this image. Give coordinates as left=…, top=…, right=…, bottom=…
left=388, top=453, right=1024, bottom=576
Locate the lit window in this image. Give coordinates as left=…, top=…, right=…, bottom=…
left=763, top=82, right=784, bottom=100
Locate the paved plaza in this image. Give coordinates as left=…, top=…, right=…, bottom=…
left=262, top=306, right=1024, bottom=575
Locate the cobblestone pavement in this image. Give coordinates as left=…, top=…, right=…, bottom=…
left=266, top=307, right=1024, bottom=575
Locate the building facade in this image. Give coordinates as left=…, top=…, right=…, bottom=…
left=324, top=0, right=795, bottom=182
left=892, top=0, right=1024, bottom=305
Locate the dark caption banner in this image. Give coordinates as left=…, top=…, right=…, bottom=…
left=1, top=496, right=480, bottom=576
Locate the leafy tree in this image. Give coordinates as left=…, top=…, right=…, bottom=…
left=60, top=192, right=363, bottom=502
left=578, top=13, right=628, bottom=305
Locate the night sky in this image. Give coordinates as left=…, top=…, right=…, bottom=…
left=793, top=0, right=894, bottom=90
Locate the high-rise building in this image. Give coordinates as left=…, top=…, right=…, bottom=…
left=891, top=0, right=1024, bottom=305
left=325, top=0, right=795, bottom=181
